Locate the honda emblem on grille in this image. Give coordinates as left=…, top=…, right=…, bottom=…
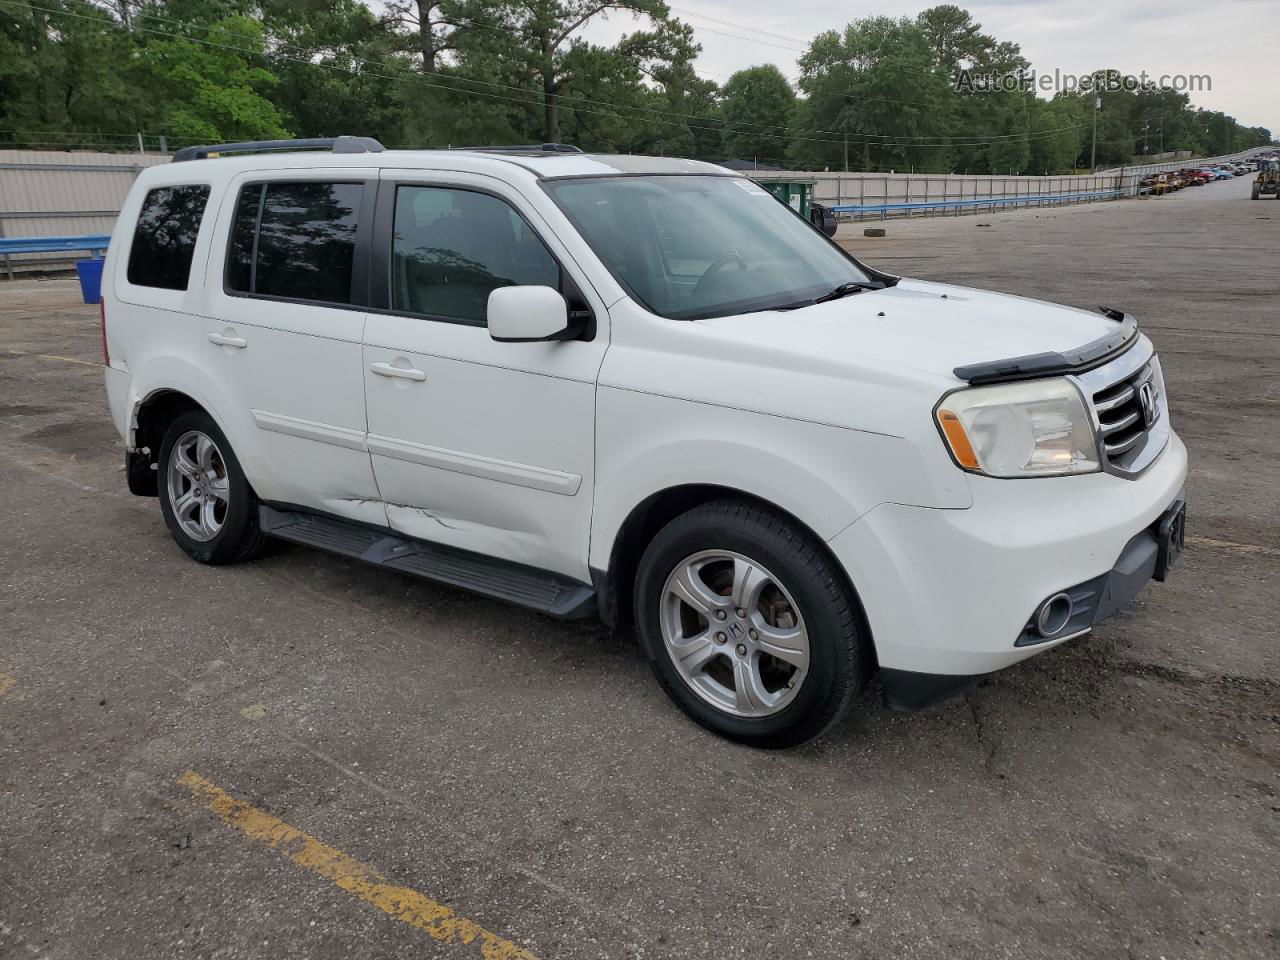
left=1138, top=380, right=1159, bottom=429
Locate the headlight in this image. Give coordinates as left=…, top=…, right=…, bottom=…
left=935, top=378, right=1099, bottom=478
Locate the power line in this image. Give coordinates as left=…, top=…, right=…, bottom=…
left=667, top=6, right=808, bottom=47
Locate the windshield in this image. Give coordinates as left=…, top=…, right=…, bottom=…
left=544, top=175, right=869, bottom=321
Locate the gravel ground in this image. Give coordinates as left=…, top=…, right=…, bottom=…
left=1, top=174, right=1277, bottom=960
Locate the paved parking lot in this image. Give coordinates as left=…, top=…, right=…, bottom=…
left=2, top=175, right=1277, bottom=960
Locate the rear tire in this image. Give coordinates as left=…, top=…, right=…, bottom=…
left=157, top=410, right=265, bottom=565
left=635, top=499, right=867, bottom=748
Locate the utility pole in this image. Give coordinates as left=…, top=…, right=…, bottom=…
left=1090, top=94, right=1100, bottom=171
left=843, top=132, right=849, bottom=172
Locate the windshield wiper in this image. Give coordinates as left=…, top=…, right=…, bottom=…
left=812, top=280, right=886, bottom=304
left=766, top=279, right=888, bottom=313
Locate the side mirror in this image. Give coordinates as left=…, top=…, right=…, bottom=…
left=487, top=285, right=573, bottom=342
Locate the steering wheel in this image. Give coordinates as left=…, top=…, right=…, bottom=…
left=692, top=253, right=747, bottom=298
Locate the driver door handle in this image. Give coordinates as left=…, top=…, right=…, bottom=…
left=207, top=332, right=247, bottom=348
left=370, top=361, right=427, bottom=382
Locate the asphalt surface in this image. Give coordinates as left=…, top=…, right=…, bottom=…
left=1, top=173, right=1277, bottom=960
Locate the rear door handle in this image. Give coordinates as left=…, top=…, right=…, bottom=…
left=370, top=361, right=427, bottom=382
left=208, top=331, right=247, bottom=348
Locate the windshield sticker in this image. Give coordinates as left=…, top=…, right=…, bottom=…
left=733, top=180, right=772, bottom=196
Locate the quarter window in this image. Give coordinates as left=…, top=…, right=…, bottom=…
left=227, top=181, right=362, bottom=305
left=126, top=185, right=210, bottom=290
left=391, top=186, right=559, bottom=324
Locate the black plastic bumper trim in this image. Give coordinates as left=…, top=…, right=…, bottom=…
left=880, top=669, right=983, bottom=711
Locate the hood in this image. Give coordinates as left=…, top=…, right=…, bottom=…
left=697, top=278, right=1127, bottom=384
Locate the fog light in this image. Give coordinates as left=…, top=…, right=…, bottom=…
left=1035, top=593, right=1074, bottom=638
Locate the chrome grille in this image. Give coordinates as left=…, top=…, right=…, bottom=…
left=1091, top=362, right=1162, bottom=471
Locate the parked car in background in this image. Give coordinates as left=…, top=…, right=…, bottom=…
left=100, top=137, right=1189, bottom=746
left=1140, top=174, right=1170, bottom=195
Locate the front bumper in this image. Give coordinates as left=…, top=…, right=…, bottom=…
left=828, top=432, right=1188, bottom=700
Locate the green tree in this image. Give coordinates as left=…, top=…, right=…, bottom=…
left=645, top=44, right=720, bottom=159
left=258, top=0, right=410, bottom=142
left=916, top=4, right=987, bottom=78
left=792, top=16, right=953, bottom=171
left=381, top=0, right=463, bottom=74
left=454, top=0, right=682, bottom=143
left=135, top=12, right=289, bottom=141
left=0, top=1, right=137, bottom=147
left=719, top=64, right=794, bottom=164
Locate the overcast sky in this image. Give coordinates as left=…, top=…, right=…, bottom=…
left=580, top=0, right=1277, bottom=134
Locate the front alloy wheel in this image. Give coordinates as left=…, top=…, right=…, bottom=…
left=636, top=499, right=866, bottom=748
left=660, top=550, right=810, bottom=717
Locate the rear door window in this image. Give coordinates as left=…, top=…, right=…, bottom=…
left=126, top=185, right=211, bottom=290
left=227, top=181, right=363, bottom=305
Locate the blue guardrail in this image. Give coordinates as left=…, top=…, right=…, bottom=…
left=0, top=235, right=111, bottom=257
left=830, top=188, right=1123, bottom=215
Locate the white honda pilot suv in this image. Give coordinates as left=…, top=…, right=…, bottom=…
left=101, top=137, right=1188, bottom=746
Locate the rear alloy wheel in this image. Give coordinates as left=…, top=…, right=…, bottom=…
left=636, top=499, right=866, bottom=747
left=166, top=429, right=230, bottom=542
left=158, top=410, right=265, bottom=565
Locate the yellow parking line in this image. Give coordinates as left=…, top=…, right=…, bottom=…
left=0, top=674, right=14, bottom=698
left=177, top=771, right=538, bottom=960
left=39, top=353, right=100, bottom=367
left=1186, top=535, right=1279, bottom=559
left=3, top=348, right=101, bottom=368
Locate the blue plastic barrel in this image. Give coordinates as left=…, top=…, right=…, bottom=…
left=75, top=257, right=105, bottom=305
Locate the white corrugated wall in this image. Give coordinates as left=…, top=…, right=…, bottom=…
left=0, top=149, right=171, bottom=277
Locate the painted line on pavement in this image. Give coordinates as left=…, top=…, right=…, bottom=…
left=2, top=348, right=100, bottom=367
left=177, top=771, right=539, bottom=960
left=1187, top=535, right=1279, bottom=559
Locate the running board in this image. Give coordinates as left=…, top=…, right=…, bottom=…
left=258, top=505, right=596, bottom=619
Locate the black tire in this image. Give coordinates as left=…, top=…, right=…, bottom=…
left=634, top=499, right=867, bottom=748
left=157, top=409, right=266, bottom=565
left=1251, top=184, right=1261, bottom=200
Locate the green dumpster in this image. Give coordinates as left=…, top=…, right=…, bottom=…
left=752, top=178, right=814, bottom=219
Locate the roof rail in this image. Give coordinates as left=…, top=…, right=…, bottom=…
left=450, top=143, right=584, bottom=155
left=172, top=136, right=386, bottom=163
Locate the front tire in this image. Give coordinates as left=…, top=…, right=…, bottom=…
left=158, top=410, right=265, bottom=565
left=635, top=500, right=867, bottom=748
